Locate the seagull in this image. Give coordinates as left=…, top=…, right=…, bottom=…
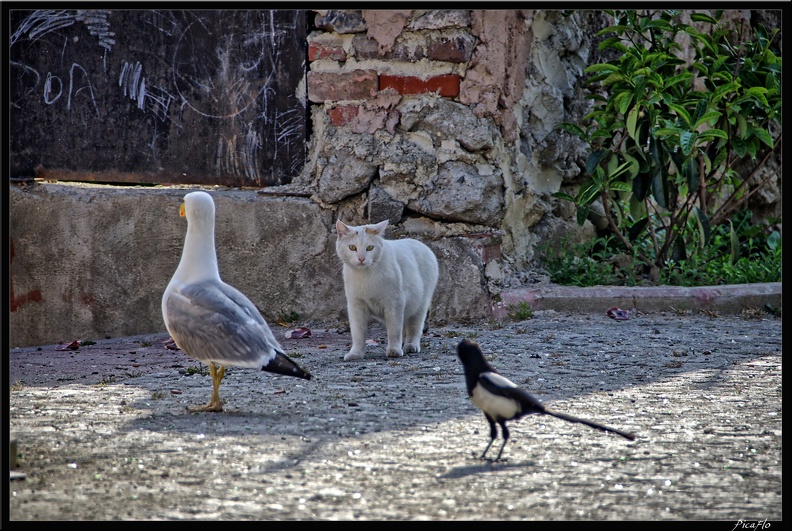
left=162, top=191, right=311, bottom=412
left=456, top=339, right=635, bottom=461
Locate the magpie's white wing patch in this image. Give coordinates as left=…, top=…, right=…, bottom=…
left=470, top=372, right=522, bottom=420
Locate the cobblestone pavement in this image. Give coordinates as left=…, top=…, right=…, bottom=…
left=7, top=310, right=782, bottom=521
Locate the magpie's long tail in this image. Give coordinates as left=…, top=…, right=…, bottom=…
left=544, top=408, right=636, bottom=440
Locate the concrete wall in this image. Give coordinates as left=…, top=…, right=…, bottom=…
left=8, top=183, right=492, bottom=347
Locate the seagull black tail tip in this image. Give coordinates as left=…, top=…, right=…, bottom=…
left=262, top=352, right=312, bottom=380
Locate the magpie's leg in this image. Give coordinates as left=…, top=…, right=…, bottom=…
left=479, top=415, right=498, bottom=460
left=493, top=421, right=510, bottom=461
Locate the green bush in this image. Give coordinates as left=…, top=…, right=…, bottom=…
left=554, top=9, right=781, bottom=285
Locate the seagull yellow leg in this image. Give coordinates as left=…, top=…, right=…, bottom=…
left=187, top=362, right=225, bottom=412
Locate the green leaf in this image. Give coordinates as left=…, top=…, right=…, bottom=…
left=680, top=131, right=698, bottom=156
left=598, top=36, right=623, bottom=52
left=693, top=206, right=711, bottom=247
left=667, top=103, right=691, bottom=126
left=632, top=173, right=651, bottom=201
left=609, top=181, right=633, bottom=193
left=602, top=72, right=627, bottom=86
left=584, top=63, right=621, bottom=74
left=590, top=129, right=614, bottom=140
left=585, top=149, right=608, bottom=176
left=596, top=25, right=631, bottom=36
left=736, top=88, right=769, bottom=107
left=729, top=221, right=739, bottom=264
left=744, top=86, right=769, bottom=97
left=643, top=19, right=673, bottom=31
left=711, top=82, right=740, bottom=102
left=745, top=137, right=758, bottom=159
left=752, top=127, right=774, bottom=148
left=651, top=165, right=668, bottom=210
left=623, top=152, right=640, bottom=179
left=697, top=129, right=728, bottom=142
left=628, top=217, right=649, bottom=242
left=692, top=98, right=708, bottom=125
left=576, top=205, right=590, bottom=226
left=767, top=230, right=780, bottom=252
left=671, top=234, right=687, bottom=262
left=576, top=180, right=599, bottom=205
left=616, top=91, right=634, bottom=115
left=663, top=72, right=694, bottom=89
left=735, top=114, right=748, bottom=139
left=553, top=191, right=576, bottom=203
left=655, top=127, right=684, bottom=137
left=693, top=111, right=722, bottom=130
left=560, top=123, right=587, bottom=139
left=631, top=67, right=654, bottom=79
left=683, top=157, right=700, bottom=190
left=626, top=105, right=641, bottom=142
left=690, top=13, right=719, bottom=25
left=629, top=193, right=647, bottom=219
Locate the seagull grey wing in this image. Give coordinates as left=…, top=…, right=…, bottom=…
left=165, top=280, right=282, bottom=369
left=210, top=282, right=311, bottom=379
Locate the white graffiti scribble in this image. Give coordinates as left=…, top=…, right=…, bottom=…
left=67, top=63, right=99, bottom=115
left=119, top=61, right=145, bottom=109
left=143, top=10, right=180, bottom=37
left=75, top=10, right=115, bottom=51
left=215, top=124, right=262, bottom=183
left=119, top=60, right=174, bottom=122
left=11, top=9, right=115, bottom=52
left=43, top=72, right=63, bottom=104
left=9, top=10, right=74, bottom=46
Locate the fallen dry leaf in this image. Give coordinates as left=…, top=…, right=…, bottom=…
left=164, top=338, right=180, bottom=351
left=607, top=307, right=630, bottom=320
left=284, top=327, right=311, bottom=339
left=55, top=340, right=81, bottom=351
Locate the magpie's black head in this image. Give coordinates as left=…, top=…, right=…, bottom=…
left=456, top=339, right=495, bottom=377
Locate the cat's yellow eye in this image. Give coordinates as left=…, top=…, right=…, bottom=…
left=349, top=245, right=357, bottom=251
left=366, top=245, right=374, bottom=251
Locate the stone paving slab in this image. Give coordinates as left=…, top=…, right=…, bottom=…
left=7, top=310, right=782, bottom=521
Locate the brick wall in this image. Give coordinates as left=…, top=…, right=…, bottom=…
left=307, top=10, right=473, bottom=128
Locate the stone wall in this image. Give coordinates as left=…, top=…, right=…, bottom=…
left=293, top=9, right=612, bottom=297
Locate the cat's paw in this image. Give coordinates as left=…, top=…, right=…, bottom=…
left=404, top=343, right=420, bottom=354
left=386, top=347, right=404, bottom=358
left=344, top=350, right=365, bottom=361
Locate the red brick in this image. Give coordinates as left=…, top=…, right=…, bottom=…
left=307, top=70, right=378, bottom=103
left=379, top=74, right=460, bottom=97
left=328, top=105, right=360, bottom=126
left=309, top=42, right=347, bottom=62
left=427, top=35, right=475, bottom=63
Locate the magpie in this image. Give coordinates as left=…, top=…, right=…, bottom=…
left=456, top=339, right=636, bottom=461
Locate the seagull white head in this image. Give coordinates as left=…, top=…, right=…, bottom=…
left=172, top=191, right=220, bottom=284
left=181, top=191, right=216, bottom=224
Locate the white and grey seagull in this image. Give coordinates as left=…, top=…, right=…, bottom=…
left=162, top=191, right=311, bottom=412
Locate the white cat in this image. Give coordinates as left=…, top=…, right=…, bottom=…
left=335, top=219, right=439, bottom=361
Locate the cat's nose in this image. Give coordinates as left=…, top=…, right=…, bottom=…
left=358, top=257, right=365, bottom=263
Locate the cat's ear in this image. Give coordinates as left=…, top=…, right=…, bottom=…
left=366, top=219, right=389, bottom=236
left=336, top=220, right=352, bottom=237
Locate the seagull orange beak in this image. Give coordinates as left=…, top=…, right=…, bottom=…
left=179, top=203, right=186, bottom=217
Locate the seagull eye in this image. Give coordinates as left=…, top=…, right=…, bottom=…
left=366, top=245, right=374, bottom=251
left=349, top=245, right=356, bottom=251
